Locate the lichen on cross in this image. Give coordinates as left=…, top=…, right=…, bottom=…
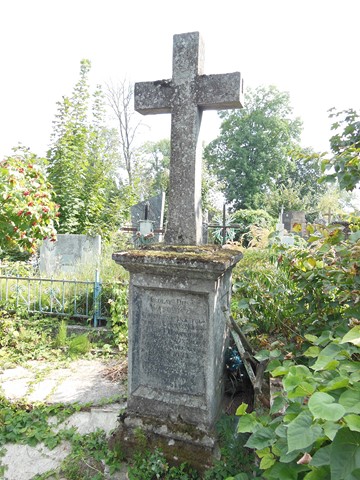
left=135, top=31, right=244, bottom=245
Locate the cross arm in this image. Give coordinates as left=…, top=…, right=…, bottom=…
left=134, top=80, right=173, bottom=115
left=196, top=72, right=244, bottom=110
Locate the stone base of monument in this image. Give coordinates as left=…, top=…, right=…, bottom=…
left=112, top=245, right=242, bottom=470
left=109, top=413, right=220, bottom=472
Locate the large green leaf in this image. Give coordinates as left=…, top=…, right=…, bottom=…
left=340, top=326, right=360, bottom=347
left=339, top=388, right=360, bottom=414
left=287, top=411, right=323, bottom=452
left=344, top=415, right=360, bottom=433
left=288, top=381, right=316, bottom=398
left=312, top=356, right=339, bottom=372
left=283, top=365, right=311, bottom=392
left=304, top=346, right=321, bottom=358
left=245, top=426, right=276, bottom=449
left=311, top=444, right=331, bottom=467
left=308, top=392, right=346, bottom=421
left=237, top=413, right=258, bottom=433
left=303, top=467, right=331, bottom=479
left=323, top=421, right=341, bottom=440
left=270, top=396, right=287, bottom=415
left=320, top=376, right=349, bottom=392
left=330, top=428, right=360, bottom=479
left=263, top=461, right=309, bottom=480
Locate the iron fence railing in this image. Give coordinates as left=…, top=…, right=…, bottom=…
left=0, top=270, right=114, bottom=326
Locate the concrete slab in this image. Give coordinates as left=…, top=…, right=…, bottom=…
left=0, top=359, right=126, bottom=404
left=2, top=442, right=72, bottom=480
left=0, top=366, right=34, bottom=400
left=55, top=403, right=124, bottom=436
left=0, top=358, right=128, bottom=480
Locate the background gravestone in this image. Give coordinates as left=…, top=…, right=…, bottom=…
left=130, top=192, right=165, bottom=242
left=283, top=211, right=306, bottom=236
left=39, top=234, right=101, bottom=277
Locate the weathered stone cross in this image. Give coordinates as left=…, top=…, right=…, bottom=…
left=135, top=32, right=243, bottom=245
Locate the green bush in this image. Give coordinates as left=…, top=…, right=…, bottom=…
left=232, top=209, right=275, bottom=246
left=231, top=249, right=298, bottom=343
left=230, top=217, right=360, bottom=479
left=236, top=328, right=360, bottom=479
left=107, top=283, right=129, bottom=352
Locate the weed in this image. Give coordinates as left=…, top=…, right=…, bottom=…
left=55, top=319, right=67, bottom=348
left=60, top=429, right=124, bottom=480
left=204, top=416, right=256, bottom=480
left=0, top=397, right=79, bottom=448
left=127, top=447, right=200, bottom=480
left=68, top=333, right=91, bottom=357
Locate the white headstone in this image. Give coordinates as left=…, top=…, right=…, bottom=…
left=39, top=234, right=101, bottom=276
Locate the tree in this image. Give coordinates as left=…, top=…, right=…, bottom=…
left=141, top=139, right=170, bottom=197
left=321, top=108, right=360, bottom=191
left=0, top=147, right=59, bottom=255
left=105, top=79, right=143, bottom=186
left=47, top=60, right=121, bottom=238
left=204, top=85, right=303, bottom=209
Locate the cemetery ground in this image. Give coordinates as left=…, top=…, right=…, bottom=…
left=0, top=221, right=359, bottom=479
left=0, top=311, right=129, bottom=480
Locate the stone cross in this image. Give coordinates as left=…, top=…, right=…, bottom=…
left=135, top=32, right=243, bottom=245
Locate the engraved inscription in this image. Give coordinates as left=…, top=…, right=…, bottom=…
left=138, top=289, right=208, bottom=395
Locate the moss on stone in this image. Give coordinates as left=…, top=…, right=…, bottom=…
left=114, top=243, right=243, bottom=265
left=108, top=413, right=220, bottom=474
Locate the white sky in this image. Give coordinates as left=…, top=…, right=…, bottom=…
left=0, top=0, right=359, bottom=160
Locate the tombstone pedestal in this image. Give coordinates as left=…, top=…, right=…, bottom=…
left=111, top=245, right=242, bottom=469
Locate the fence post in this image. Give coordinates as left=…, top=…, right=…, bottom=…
left=93, top=269, right=101, bottom=327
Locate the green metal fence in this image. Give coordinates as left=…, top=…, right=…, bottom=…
left=0, top=270, right=112, bottom=326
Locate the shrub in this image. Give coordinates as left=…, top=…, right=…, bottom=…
left=232, top=209, right=275, bottom=246
left=236, top=328, right=360, bottom=479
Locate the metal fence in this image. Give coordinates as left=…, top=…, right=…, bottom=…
left=0, top=269, right=114, bottom=327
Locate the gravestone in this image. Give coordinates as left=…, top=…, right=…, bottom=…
left=130, top=192, right=165, bottom=242
left=135, top=31, right=243, bottom=245
left=283, top=210, right=306, bottom=237
left=276, top=206, right=295, bottom=246
left=40, top=234, right=101, bottom=276
left=112, top=32, right=243, bottom=470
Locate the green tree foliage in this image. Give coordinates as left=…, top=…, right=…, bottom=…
left=321, top=108, right=360, bottom=191
left=232, top=209, right=275, bottom=246
left=0, top=147, right=59, bottom=255
left=204, top=85, right=303, bottom=209
left=141, top=139, right=170, bottom=196
left=258, top=148, right=327, bottom=217
left=47, top=60, right=121, bottom=238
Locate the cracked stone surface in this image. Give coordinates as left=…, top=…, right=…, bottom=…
left=0, top=359, right=128, bottom=480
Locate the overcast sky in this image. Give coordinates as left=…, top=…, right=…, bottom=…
left=0, top=0, right=359, bottom=160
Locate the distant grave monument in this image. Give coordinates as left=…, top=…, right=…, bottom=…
left=130, top=192, right=165, bottom=242
left=276, top=207, right=295, bottom=246
left=112, top=32, right=243, bottom=469
left=283, top=210, right=306, bottom=237
left=40, top=234, right=101, bottom=276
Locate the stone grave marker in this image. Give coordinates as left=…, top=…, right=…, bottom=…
left=40, top=234, right=101, bottom=277
left=130, top=192, right=165, bottom=242
left=112, top=32, right=243, bottom=469
left=283, top=210, right=306, bottom=237
left=276, top=206, right=295, bottom=246
left=135, top=31, right=243, bottom=245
